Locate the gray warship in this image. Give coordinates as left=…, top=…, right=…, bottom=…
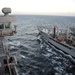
left=0, top=8, right=19, bottom=75
left=37, top=26, right=75, bottom=63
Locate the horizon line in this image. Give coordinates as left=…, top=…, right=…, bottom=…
left=0, top=13, right=75, bottom=17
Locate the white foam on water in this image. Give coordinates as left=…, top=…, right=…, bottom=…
left=9, top=41, right=20, bottom=46
left=20, top=55, right=26, bottom=59
left=47, top=49, right=52, bottom=52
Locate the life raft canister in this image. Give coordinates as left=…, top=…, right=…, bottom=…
left=57, top=37, right=63, bottom=42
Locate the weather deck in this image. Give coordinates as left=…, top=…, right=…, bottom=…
left=40, top=31, right=75, bottom=58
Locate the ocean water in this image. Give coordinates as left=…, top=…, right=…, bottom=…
left=10, top=15, right=75, bottom=75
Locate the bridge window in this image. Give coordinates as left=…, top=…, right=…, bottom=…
left=5, top=23, right=10, bottom=28
left=0, top=24, right=4, bottom=29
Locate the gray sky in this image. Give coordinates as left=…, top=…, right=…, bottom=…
left=0, top=0, right=75, bottom=16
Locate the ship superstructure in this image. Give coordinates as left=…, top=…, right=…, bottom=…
left=0, top=8, right=18, bottom=75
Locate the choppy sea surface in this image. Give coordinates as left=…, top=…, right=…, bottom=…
left=10, top=15, right=75, bottom=75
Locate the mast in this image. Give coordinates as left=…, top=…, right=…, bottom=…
left=53, top=26, right=56, bottom=38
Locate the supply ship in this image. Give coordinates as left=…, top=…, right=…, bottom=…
left=0, top=8, right=19, bottom=75
left=37, top=26, right=75, bottom=63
